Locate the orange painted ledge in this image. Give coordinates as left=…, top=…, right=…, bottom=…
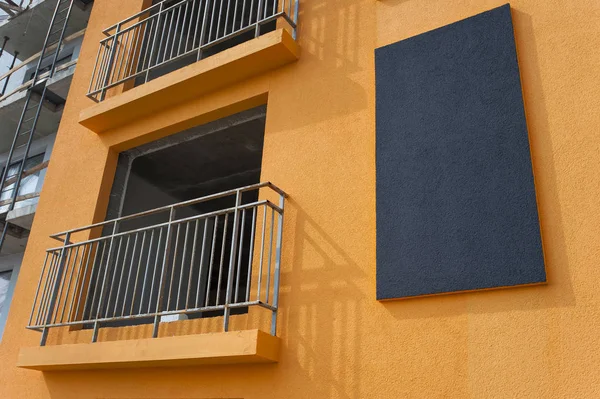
left=79, top=28, right=299, bottom=133
left=17, top=329, right=280, bottom=371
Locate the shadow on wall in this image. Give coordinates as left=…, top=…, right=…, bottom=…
left=380, top=8, right=575, bottom=322
left=266, top=0, right=372, bottom=133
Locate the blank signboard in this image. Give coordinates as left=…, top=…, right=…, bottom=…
left=375, top=4, right=546, bottom=299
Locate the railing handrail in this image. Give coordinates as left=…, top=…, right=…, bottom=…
left=49, top=181, right=286, bottom=240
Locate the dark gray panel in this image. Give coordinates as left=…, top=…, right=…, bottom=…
left=375, top=4, right=546, bottom=300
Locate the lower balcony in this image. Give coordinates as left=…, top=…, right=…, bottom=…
left=19, top=182, right=286, bottom=370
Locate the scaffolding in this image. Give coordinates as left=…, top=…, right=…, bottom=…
left=0, top=0, right=76, bottom=252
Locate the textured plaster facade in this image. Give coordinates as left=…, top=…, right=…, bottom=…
left=0, top=0, right=598, bottom=398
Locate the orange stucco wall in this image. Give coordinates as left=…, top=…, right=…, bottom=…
left=0, top=0, right=599, bottom=397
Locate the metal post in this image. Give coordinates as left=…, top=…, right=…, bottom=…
left=91, top=221, right=120, bottom=343
left=292, top=0, right=299, bottom=40
left=152, top=207, right=176, bottom=338
left=223, top=190, right=241, bottom=332
left=0, top=36, right=8, bottom=58
left=270, top=193, right=285, bottom=336
left=197, top=0, right=211, bottom=61
left=40, top=232, right=71, bottom=346
left=1, top=51, right=18, bottom=96
left=254, top=0, right=264, bottom=37
left=145, top=1, right=164, bottom=82
left=100, top=23, right=121, bottom=101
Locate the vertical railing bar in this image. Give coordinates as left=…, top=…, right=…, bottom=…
left=52, top=246, right=73, bottom=324
left=245, top=206, right=257, bottom=302
left=112, top=234, right=131, bottom=316
left=216, top=0, right=224, bottom=40
left=166, top=223, right=182, bottom=311
left=59, top=245, right=80, bottom=323
left=197, top=0, right=211, bottom=60
left=96, top=41, right=111, bottom=93
left=40, top=232, right=71, bottom=346
left=224, top=0, right=232, bottom=36
left=176, top=222, right=190, bottom=310
left=148, top=227, right=164, bottom=314
left=28, top=252, right=50, bottom=326
left=85, top=240, right=106, bottom=325
left=163, top=7, right=176, bottom=63
left=256, top=204, right=267, bottom=302
left=169, top=5, right=182, bottom=59
left=67, top=244, right=89, bottom=322
left=73, top=241, right=94, bottom=322
left=127, top=24, right=143, bottom=81
left=265, top=206, right=275, bottom=304
left=192, top=0, right=203, bottom=51
left=205, top=215, right=219, bottom=306
left=224, top=191, right=242, bottom=331
left=145, top=9, right=162, bottom=82
left=88, top=43, right=103, bottom=95
left=138, top=228, right=155, bottom=315
left=254, top=0, right=264, bottom=37
left=293, top=0, right=299, bottom=39
left=195, top=218, right=209, bottom=307
left=121, top=232, right=139, bottom=317
left=232, top=0, right=239, bottom=35
left=240, top=0, right=247, bottom=31
left=153, top=3, right=167, bottom=71
left=112, top=29, right=130, bottom=88
left=208, top=0, right=218, bottom=43
left=99, top=24, right=120, bottom=101
left=234, top=208, right=246, bottom=302
left=104, top=236, right=124, bottom=317
left=185, top=219, right=200, bottom=310
left=270, top=193, right=285, bottom=336
left=92, top=222, right=120, bottom=342
left=178, top=1, right=189, bottom=57
left=36, top=252, right=58, bottom=326
left=215, top=212, right=229, bottom=306
left=129, top=230, right=147, bottom=315
left=141, top=18, right=155, bottom=73
left=185, top=0, right=196, bottom=53
left=121, top=26, right=136, bottom=82
left=133, top=21, right=148, bottom=75
left=249, top=0, right=255, bottom=26
left=153, top=208, right=176, bottom=338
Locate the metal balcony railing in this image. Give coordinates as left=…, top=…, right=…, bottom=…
left=87, top=0, right=299, bottom=102
left=27, top=182, right=286, bottom=346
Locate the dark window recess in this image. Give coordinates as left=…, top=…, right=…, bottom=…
left=82, top=107, right=266, bottom=327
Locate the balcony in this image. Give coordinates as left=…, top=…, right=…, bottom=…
left=23, top=182, right=285, bottom=369
left=79, top=0, right=299, bottom=133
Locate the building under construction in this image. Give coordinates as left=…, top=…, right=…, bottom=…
left=0, top=0, right=92, bottom=339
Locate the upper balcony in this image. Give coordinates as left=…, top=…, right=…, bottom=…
left=19, top=182, right=285, bottom=370
left=79, top=0, right=300, bottom=132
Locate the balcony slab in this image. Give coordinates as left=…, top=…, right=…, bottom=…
left=17, top=329, right=279, bottom=371
left=79, top=28, right=299, bottom=133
